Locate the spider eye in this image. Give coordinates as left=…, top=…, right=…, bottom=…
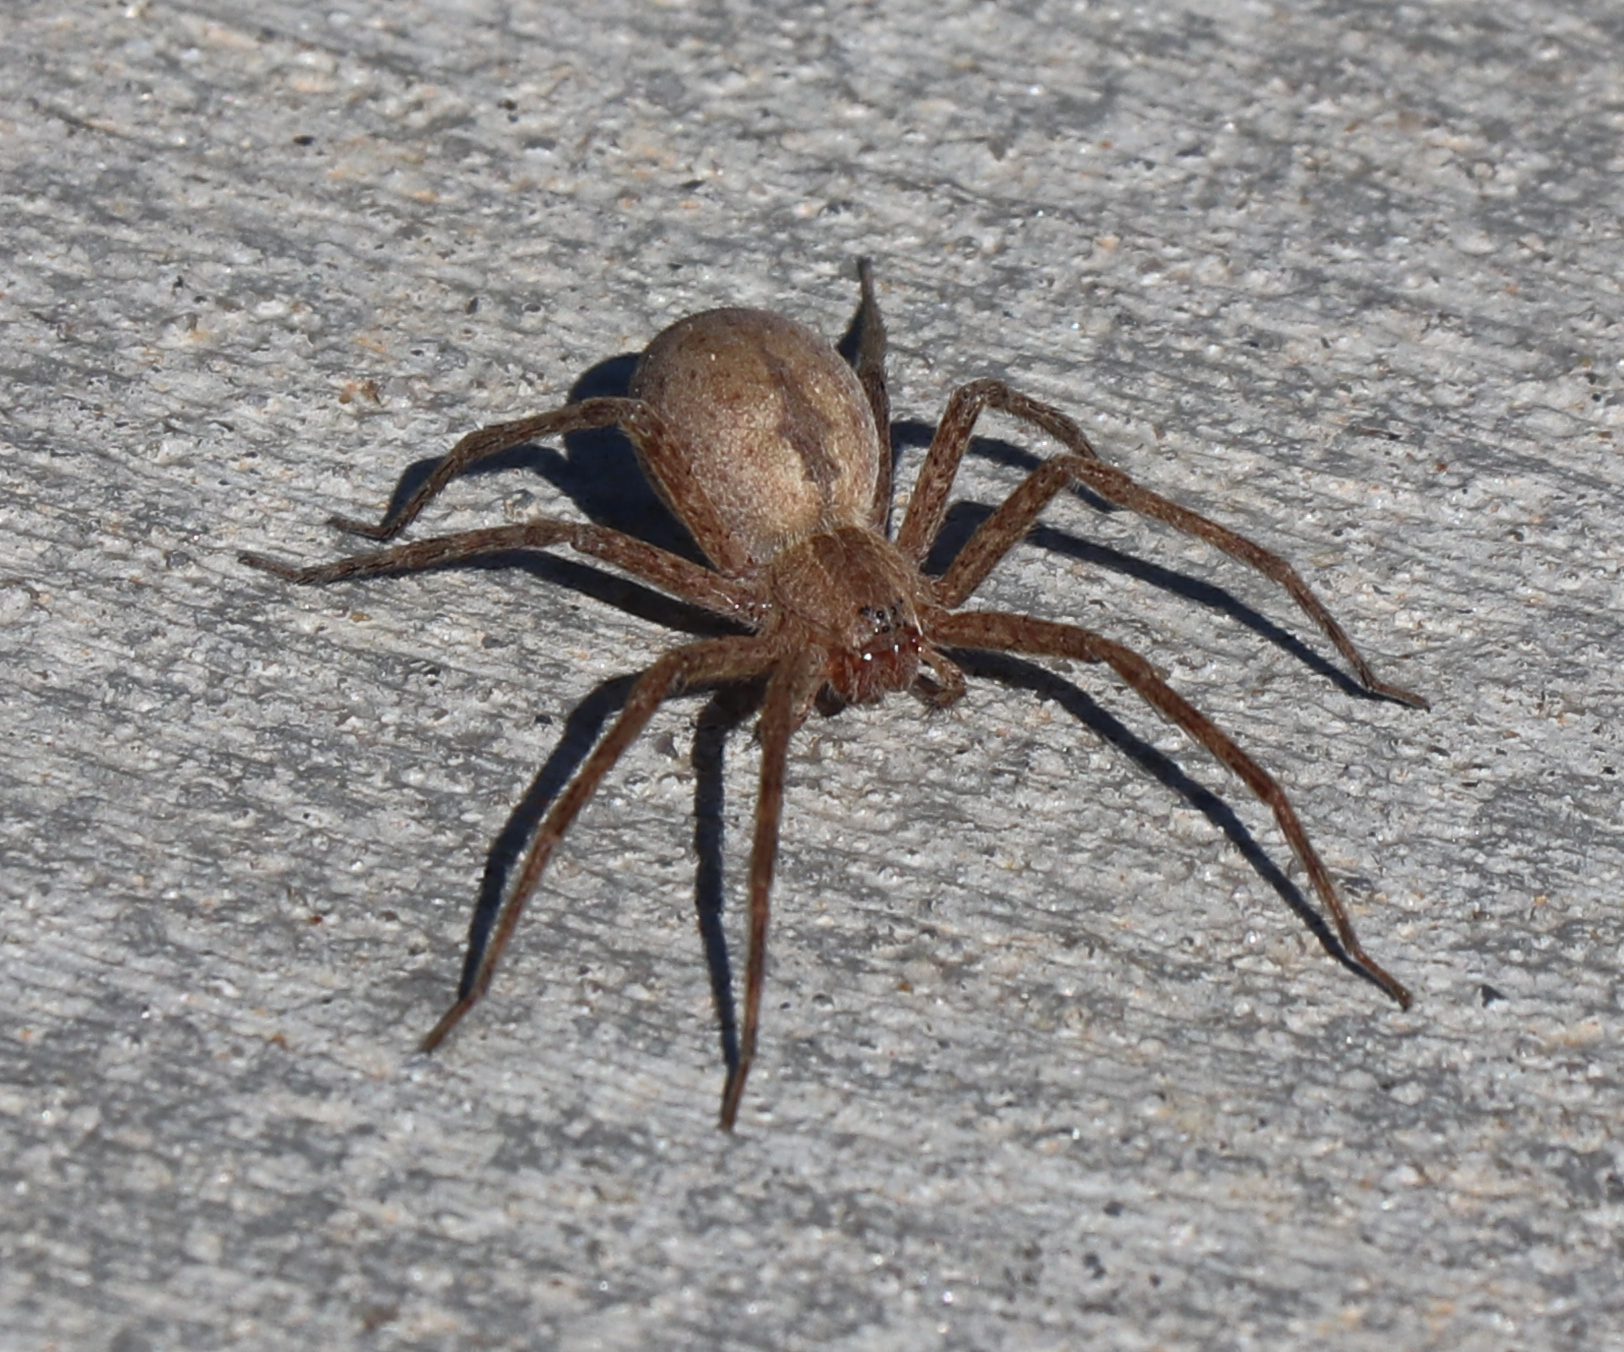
left=857, top=601, right=903, bottom=634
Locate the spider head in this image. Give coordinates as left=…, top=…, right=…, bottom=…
left=824, top=600, right=924, bottom=705
left=766, top=526, right=926, bottom=706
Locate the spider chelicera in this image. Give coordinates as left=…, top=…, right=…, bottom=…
left=243, top=261, right=1426, bottom=1130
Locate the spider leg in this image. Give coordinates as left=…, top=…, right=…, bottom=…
left=931, top=608, right=1413, bottom=1009
left=328, top=397, right=754, bottom=577
left=241, top=518, right=761, bottom=621
left=848, top=258, right=894, bottom=534
left=908, top=380, right=1427, bottom=709
left=896, top=379, right=1100, bottom=560
left=422, top=634, right=780, bottom=1055
left=330, top=397, right=647, bottom=541
left=719, top=645, right=825, bottom=1132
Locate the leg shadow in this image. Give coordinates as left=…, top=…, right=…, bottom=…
left=689, top=682, right=765, bottom=1090
left=451, top=672, right=640, bottom=1001
left=949, top=647, right=1387, bottom=998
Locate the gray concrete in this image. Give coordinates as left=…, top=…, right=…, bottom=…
left=3, top=1, right=1621, bottom=1348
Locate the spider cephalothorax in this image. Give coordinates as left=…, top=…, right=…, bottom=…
left=244, top=262, right=1425, bottom=1131
left=765, top=527, right=930, bottom=704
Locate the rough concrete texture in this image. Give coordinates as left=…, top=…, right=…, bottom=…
left=3, top=1, right=1621, bottom=1349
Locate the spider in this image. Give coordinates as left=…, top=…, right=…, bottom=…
left=242, top=260, right=1426, bottom=1131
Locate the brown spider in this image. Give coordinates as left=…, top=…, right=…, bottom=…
left=243, top=261, right=1426, bottom=1131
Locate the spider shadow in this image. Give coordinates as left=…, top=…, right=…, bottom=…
left=946, top=647, right=1389, bottom=998
left=893, top=419, right=1380, bottom=705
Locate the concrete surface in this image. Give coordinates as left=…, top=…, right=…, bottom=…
left=3, top=1, right=1621, bottom=1348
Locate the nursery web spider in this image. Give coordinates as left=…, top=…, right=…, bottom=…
left=243, top=261, right=1426, bottom=1130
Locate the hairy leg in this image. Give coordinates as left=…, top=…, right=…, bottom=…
left=422, top=634, right=781, bottom=1054
left=329, top=396, right=754, bottom=577
left=331, top=397, right=646, bottom=541
left=241, top=518, right=761, bottom=622
left=932, top=608, right=1412, bottom=1009
left=910, top=381, right=1426, bottom=707
left=718, top=646, right=824, bottom=1131
left=896, top=379, right=1101, bottom=561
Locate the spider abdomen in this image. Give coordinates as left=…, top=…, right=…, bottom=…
left=630, top=307, right=882, bottom=573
